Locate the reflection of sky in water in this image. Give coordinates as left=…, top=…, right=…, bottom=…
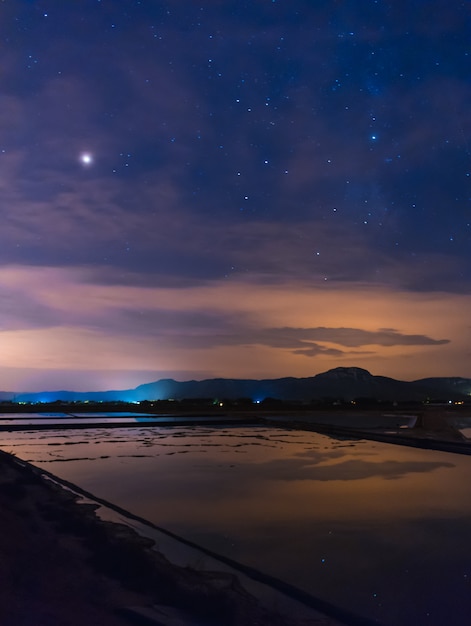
left=2, top=426, right=471, bottom=625
left=0, top=413, right=216, bottom=425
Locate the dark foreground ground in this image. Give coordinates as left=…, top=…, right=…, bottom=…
left=0, top=449, right=338, bottom=626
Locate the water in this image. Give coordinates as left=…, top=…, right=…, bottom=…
left=0, top=413, right=242, bottom=427
left=2, top=423, right=471, bottom=625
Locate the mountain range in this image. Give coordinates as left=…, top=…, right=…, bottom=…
left=3, top=367, right=471, bottom=404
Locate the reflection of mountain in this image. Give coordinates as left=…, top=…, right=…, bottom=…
left=8, top=367, right=471, bottom=403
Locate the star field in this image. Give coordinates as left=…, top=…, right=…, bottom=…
left=0, top=0, right=469, bottom=390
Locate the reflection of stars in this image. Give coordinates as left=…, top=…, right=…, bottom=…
left=79, top=152, right=93, bottom=166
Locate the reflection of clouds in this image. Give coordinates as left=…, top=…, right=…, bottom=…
left=12, top=426, right=457, bottom=484
left=3, top=419, right=470, bottom=626
left=243, top=457, right=455, bottom=482
left=39, top=457, right=96, bottom=463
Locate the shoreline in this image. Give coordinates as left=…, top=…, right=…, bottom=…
left=0, top=448, right=340, bottom=626
left=1, top=408, right=468, bottom=625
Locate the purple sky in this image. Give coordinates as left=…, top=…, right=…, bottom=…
left=0, top=1, right=470, bottom=391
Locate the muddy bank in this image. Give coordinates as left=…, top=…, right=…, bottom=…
left=260, top=408, right=471, bottom=456
left=0, top=450, right=338, bottom=626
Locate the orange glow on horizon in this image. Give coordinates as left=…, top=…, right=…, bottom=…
left=0, top=265, right=468, bottom=390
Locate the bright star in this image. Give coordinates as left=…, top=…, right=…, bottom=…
left=79, top=152, right=93, bottom=166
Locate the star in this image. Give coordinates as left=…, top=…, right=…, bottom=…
left=79, top=152, right=94, bottom=166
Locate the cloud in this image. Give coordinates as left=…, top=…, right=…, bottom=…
left=263, top=326, right=450, bottom=348
left=152, top=325, right=449, bottom=354
left=0, top=286, right=61, bottom=332
left=292, top=345, right=355, bottom=357
left=0, top=35, right=469, bottom=294
left=0, top=263, right=466, bottom=387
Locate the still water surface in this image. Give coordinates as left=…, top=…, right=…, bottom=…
left=2, top=424, right=471, bottom=625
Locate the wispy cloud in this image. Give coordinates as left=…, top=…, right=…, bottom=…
left=0, top=265, right=464, bottom=389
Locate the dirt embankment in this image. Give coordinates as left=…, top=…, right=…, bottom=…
left=0, top=451, right=335, bottom=626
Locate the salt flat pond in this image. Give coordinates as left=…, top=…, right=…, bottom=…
left=2, top=422, right=471, bottom=625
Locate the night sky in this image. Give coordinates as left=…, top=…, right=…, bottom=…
left=1, top=1, right=470, bottom=391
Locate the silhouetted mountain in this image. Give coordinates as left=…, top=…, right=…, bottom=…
left=4, top=367, right=471, bottom=404
left=0, top=391, right=15, bottom=401
left=412, top=377, right=471, bottom=399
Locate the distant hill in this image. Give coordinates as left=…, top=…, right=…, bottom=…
left=5, top=367, right=471, bottom=404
